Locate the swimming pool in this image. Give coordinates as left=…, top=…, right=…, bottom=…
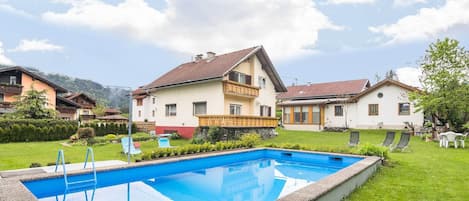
left=21, top=149, right=370, bottom=201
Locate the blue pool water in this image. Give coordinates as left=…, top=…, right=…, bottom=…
left=24, top=149, right=362, bottom=201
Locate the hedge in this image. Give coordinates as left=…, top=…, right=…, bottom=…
left=0, top=119, right=78, bottom=143
left=80, top=123, right=137, bottom=136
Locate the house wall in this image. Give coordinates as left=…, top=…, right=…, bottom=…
left=354, top=84, right=423, bottom=129
left=132, top=96, right=156, bottom=122
left=223, top=55, right=277, bottom=117
left=324, top=103, right=358, bottom=128
left=21, top=73, right=56, bottom=109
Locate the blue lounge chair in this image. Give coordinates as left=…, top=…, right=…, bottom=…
left=158, top=137, right=172, bottom=148
left=121, top=137, right=141, bottom=155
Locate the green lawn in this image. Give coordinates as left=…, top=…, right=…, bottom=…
left=0, top=129, right=468, bottom=200
left=265, top=129, right=469, bottom=201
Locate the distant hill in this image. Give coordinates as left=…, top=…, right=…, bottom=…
left=0, top=65, right=131, bottom=113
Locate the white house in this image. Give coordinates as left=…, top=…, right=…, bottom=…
left=132, top=46, right=287, bottom=138
left=277, top=79, right=424, bottom=131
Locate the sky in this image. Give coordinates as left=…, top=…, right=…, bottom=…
left=0, top=0, right=468, bottom=89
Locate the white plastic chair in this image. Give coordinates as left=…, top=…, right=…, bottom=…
left=439, top=133, right=447, bottom=147
left=444, top=133, right=458, bottom=148
left=457, top=133, right=467, bottom=148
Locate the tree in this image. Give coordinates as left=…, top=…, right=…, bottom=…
left=410, top=38, right=469, bottom=136
left=7, top=87, right=57, bottom=119
left=92, top=103, right=106, bottom=117
left=384, top=69, right=398, bottom=80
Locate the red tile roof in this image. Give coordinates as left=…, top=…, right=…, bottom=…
left=277, top=79, right=370, bottom=99
left=144, top=47, right=258, bottom=89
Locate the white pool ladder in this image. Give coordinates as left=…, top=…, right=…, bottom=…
left=55, top=147, right=97, bottom=190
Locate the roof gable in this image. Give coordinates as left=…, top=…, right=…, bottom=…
left=351, top=79, right=420, bottom=101
left=64, top=93, right=97, bottom=106
left=143, top=46, right=287, bottom=92
left=277, top=79, right=370, bottom=100
left=0, top=66, right=68, bottom=93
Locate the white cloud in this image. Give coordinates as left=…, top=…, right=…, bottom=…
left=393, top=0, right=427, bottom=7
left=42, top=0, right=342, bottom=60
left=396, top=67, right=422, bottom=88
left=0, top=3, right=34, bottom=18
left=369, top=0, right=469, bottom=44
left=325, top=0, right=375, bottom=5
left=0, top=41, right=14, bottom=65
left=9, top=39, right=63, bottom=52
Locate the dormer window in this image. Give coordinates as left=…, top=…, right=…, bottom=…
left=228, top=71, right=251, bottom=85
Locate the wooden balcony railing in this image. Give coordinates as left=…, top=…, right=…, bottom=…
left=198, top=115, right=278, bottom=128
left=223, top=80, right=259, bottom=98
left=0, top=84, right=22, bottom=95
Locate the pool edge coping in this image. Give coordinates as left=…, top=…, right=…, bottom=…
left=0, top=148, right=380, bottom=201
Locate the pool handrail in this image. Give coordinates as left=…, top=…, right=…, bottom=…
left=54, top=147, right=97, bottom=190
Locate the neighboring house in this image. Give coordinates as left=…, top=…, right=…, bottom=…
left=0, top=66, right=68, bottom=115
left=277, top=79, right=424, bottom=131
left=56, top=96, right=81, bottom=120
left=104, top=108, right=121, bottom=116
left=132, top=46, right=287, bottom=138
left=64, top=93, right=97, bottom=121
left=97, top=108, right=128, bottom=123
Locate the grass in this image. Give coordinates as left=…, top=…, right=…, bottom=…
left=264, top=129, right=469, bottom=201
left=0, top=133, right=190, bottom=170
left=0, top=129, right=468, bottom=200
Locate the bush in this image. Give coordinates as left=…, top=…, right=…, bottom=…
left=208, top=126, right=223, bottom=143
left=240, top=133, right=261, bottom=148
left=77, top=127, right=95, bottom=139
left=356, top=143, right=389, bottom=159
left=171, top=133, right=181, bottom=140
left=0, top=119, right=77, bottom=143
left=104, top=134, right=118, bottom=140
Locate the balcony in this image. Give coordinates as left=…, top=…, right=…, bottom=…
left=0, top=84, right=22, bottom=95
left=198, top=115, right=278, bottom=128
left=223, top=80, right=259, bottom=98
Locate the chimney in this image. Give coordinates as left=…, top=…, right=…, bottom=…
left=206, top=51, right=216, bottom=59
left=194, top=54, right=203, bottom=61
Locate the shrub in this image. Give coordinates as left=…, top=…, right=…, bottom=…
left=104, top=134, right=118, bottom=140
left=240, top=133, right=261, bottom=148
left=356, top=143, right=389, bottom=159
left=171, top=133, right=181, bottom=140
left=208, top=126, right=223, bottom=143
left=77, top=127, right=95, bottom=139
left=141, top=152, right=152, bottom=161
left=0, top=119, right=78, bottom=143
left=69, top=134, right=79, bottom=142
left=190, top=137, right=205, bottom=144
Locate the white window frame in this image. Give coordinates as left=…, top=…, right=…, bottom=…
left=229, top=104, right=242, bottom=115
left=193, top=102, right=207, bottom=116
left=165, top=104, right=177, bottom=116
left=9, top=76, right=16, bottom=85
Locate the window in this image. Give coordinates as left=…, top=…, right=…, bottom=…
left=399, top=103, right=410, bottom=115
left=258, top=76, right=266, bottom=88
left=228, top=71, right=252, bottom=85
left=334, top=105, right=343, bottom=116
left=301, top=106, right=309, bottom=123
left=0, top=93, right=3, bottom=102
left=136, top=98, right=143, bottom=106
left=138, top=110, right=141, bottom=117
left=260, top=105, right=272, bottom=117
left=9, top=76, right=16, bottom=85
left=165, top=104, right=177, bottom=116
left=152, top=110, right=155, bottom=117
left=82, top=110, right=89, bottom=115
left=152, top=98, right=156, bottom=104
left=294, top=106, right=301, bottom=123
left=283, top=107, right=290, bottom=124
left=229, top=104, right=242, bottom=115
left=312, top=106, right=320, bottom=124
left=368, top=104, right=379, bottom=116
left=193, top=102, right=207, bottom=115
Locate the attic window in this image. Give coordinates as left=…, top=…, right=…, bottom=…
left=377, top=92, right=383, bottom=98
